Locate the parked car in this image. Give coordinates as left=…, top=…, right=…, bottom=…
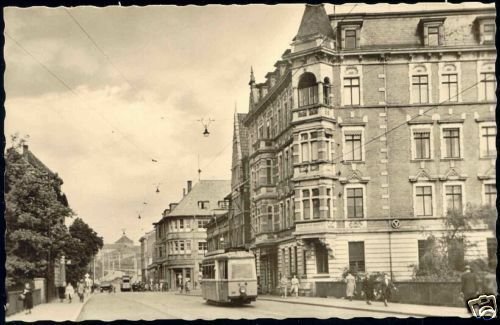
left=100, top=282, right=113, bottom=293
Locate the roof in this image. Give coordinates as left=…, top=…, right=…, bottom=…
left=167, top=180, right=231, bottom=217
left=237, top=113, right=249, bottom=158
left=295, top=4, right=335, bottom=41
left=115, top=234, right=134, bottom=245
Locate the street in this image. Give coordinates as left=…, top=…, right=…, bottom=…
left=77, top=292, right=407, bottom=320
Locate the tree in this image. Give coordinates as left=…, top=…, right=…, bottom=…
left=5, top=142, right=74, bottom=288
left=65, top=218, right=104, bottom=284
left=411, top=204, right=497, bottom=281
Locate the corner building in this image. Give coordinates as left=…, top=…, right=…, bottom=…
left=243, top=4, right=496, bottom=295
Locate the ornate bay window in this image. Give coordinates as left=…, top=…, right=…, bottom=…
left=298, top=72, right=318, bottom=107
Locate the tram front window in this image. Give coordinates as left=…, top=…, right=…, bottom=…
left=230, top=262, right=254, bottom=280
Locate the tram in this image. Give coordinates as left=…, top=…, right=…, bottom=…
left=201, top=249, right=257, bottom=304
left=120, top=275, right=131, bottom=292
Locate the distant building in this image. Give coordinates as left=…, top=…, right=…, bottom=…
left=96, top=233, right=141, bottom=282
left=139, top=229, right=156, bottom=283
left=218, top=4, right=495, bottom=296
left=153, top=180, right=230, bottom=289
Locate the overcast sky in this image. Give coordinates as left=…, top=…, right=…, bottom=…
left=4, top=2, right=493, bottom=244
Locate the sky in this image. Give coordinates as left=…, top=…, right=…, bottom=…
left=4, top=2, right=493, bottom=244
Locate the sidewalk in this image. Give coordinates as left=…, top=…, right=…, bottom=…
left=6, top=295, right=93, bottom=322
left=179, top=290, right=470, bottom=318
left=258, top=295, right=471, bottom=318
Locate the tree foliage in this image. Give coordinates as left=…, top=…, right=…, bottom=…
left=65, top=218, right=104, bottom=284
left=5, top=144, right=74, bottom=287
left=411, top=204, right=497, bottom=281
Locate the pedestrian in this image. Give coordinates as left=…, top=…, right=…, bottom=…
left=77, top=280, right=85, bottom=303
left=21, top=283, right=33, bottom=315
left=345, top=271, right=356, bottom=301
left=58, top=283, right=66, bottom=302
left=185, top=279, right=191, bottom=293
left=66, top=282, right=75, bottom=303
left=461, top=265, right=479, bottom=306
left=362, top=272, right=374, bottom=305
left=380, top=273, right=396, bottom=307
left=290, top=275, right=300, bottom=298
left=280, top=274, right=288, bottom=298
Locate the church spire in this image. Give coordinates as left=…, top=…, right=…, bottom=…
left=249, top=66, right=255, bottom=86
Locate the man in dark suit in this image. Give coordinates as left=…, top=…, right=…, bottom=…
left=461, top=265, right=478, bottom=305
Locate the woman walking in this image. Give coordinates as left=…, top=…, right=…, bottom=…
left=345, top=272, right=356, bottom=301
left=66, top=282, right=75, bottom=303
left=290, top=275, right=300, bottom=298
left=77, top=280, right=85, bottom=303
left=22, top=283, right=33, bottom=315
left=362, top=272, right=374, bottom=305
left=280, top=274, right=288, bottom=298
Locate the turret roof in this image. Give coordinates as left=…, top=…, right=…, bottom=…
left=294, top=4, right=335, bottom=41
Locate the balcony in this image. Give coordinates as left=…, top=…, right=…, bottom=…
left=293, top=161, right=336, bottom=180
left=254, top=232, right=276, bottom=246
left=293, top=105, right=335, bottom=124
left=252, top=139, right=275, bottom=154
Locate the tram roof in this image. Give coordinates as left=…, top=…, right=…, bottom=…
left=203, top=249, right=255, bottom=261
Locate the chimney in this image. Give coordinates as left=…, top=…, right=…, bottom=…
left=183, top=188, right=186, bottom=197
left=187, top=180, right=192, bottom=193
left=22, top=144, right=29, bottom=155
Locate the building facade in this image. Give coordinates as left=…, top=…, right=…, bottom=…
left=153, top=180, right=230, bottom=289
left=139, top=229, right=156, bottom=283
left=240, top=4, right=496, bottom=295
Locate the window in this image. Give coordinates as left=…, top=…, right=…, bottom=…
left=448, top=238, right=465, bottom=271
left=302, top=189, right=310, bottom=220
left=303, top=250, right=307, bottom=275
left=231, top=262, right=254, bottom=280
left=441, top=74, right=458, bottom=102
left=418, top=240, right=430, bottom=266
left=198, top=201, right=209, bottom=209
left=315, top=242, right=329, bottom=274
left=415, top=186, right=433, bottom=216
left=198, top=219, right=209, bottom=229
left=413, top=130, right=431, bottom=159
left=348, top=241, right=365, bottom=272
left=344, top=131, right=363, bottom=162
left=323, top=77, right=331, bottom=105
left=179, top=241, right=185, bottom=252
left=198, top=241, right=207, bottom=252
left=412, top=75, right=429, bottom=103
left=294, top=246, right=298, bottom=275
left=487, top=238, right=497, bottom=269
left=479, top=72, right=496, bottom=101
left=174, top=241, right=179, bottom=253
left=343, top=77, right=360, bottom=106
left=326, top=188, right=332, bottom=219
left=483, top=23, right=495, bottom=44
left=428, top=26, right=439, bottom=46
left=298, top=73, right=318, bottom=107
left=345, top=29, right=357, bottom=49
left=445, top=185, right=463, bottom=213
left=301, top=133, right=310, bottom=162
left=484, top=183, right=496, bottom=206
left=202, top=263, right=215, bottom=279
left=288, top=247, right=292, bottom=275
left=480, top=126, right=496, bottom=157
left=218, top=200, right=229, bottom=209
left=312, top=189, right=320, bottom=219
left=442, top=128, right=461, bottom=158
left=265, top=159, right=272, bottom=185
left=186, top=240, right=191, bottom=251
left=346, top=187, right=364, bottom=218
left=179, top=219, right=184, bottom=229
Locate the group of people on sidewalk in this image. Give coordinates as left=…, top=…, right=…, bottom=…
left=345, top=272, right=396, bottom=307
left=57, top=280, right=92, bottom=304
left=279, top=274, right=301, bottom=298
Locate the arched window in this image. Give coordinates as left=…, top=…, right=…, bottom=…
left=323, top=77, right=331, bottom=105
left=298, top=73, right=318, bottom=107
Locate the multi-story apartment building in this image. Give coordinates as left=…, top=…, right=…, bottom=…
left=241, top=4, right=496, bottom=295
left=153, top=180, right=230, bottom=289
left=139, top=229, right=156, bottom=283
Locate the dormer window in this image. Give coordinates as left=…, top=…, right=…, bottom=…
left=338, top=20, right=363, bottom=50
left=475, top=16, right=495, bottom=45
left=198, top=201, right=209, bottom=209
left=218, top=200, right=229, bottom=209
left=345, top=29, right=357, bottom=49
left=419, top=17, right=445, bottom=47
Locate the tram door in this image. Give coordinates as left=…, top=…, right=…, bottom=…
left=217, top=260, right=228, bottom=301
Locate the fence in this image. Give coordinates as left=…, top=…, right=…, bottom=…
left=6, top=289, right=42, bottom=316
left=315, top=281, right=464, bottom=307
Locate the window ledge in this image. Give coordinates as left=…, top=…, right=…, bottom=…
left=410, top=159, right=433, bottom=163
left=341, top=161, right=365, bottom=165
left=479, top=156, right=496, bottom=160
left=440, top=158, right=463, bottom=161
left=312, top=274, right=331, bottom=278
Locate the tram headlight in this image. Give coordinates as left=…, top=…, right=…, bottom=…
left=239, top=286, right=246, bottom=294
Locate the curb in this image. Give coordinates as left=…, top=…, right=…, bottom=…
left=73, top=294, right=94, bottom=321
left=257, top=297, right=469, bottom=318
